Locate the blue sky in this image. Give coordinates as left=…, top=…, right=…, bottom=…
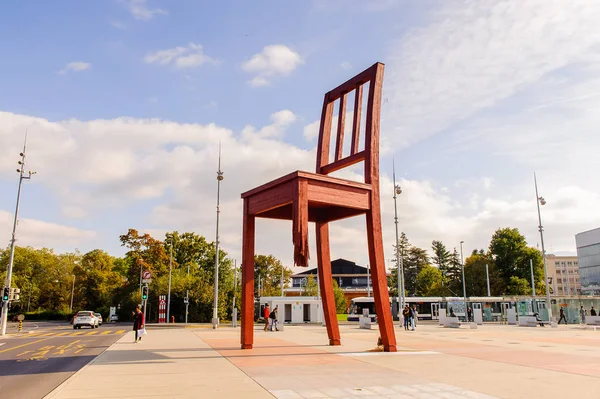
left=1, top=0, right=600, bottom=267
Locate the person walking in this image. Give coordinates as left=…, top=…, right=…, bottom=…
left=467, top=307, right=473, bottom=322
left=580, top=306, right=586, bottom=324
left=132, top=305, right=145, bottom=343
left=558, top=307, right=568, bottom=325
left=402, top=305, right=411, bottom=331
left=270, top=306, right=279, bottom=331
left=263, top=304, right=270, bottom=332
left=411, top=305, right=418, bottom=330
left=590, top=307, right=597, bottom=316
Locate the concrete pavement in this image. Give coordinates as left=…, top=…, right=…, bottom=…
left=44, top=322, right=600, bottom=399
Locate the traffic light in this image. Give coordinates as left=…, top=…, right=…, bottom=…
left=142, top=285, right=148, bottom=300
left=2, top=287, right=9, bottom=302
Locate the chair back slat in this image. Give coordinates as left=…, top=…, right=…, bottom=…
left=316, top=62, right=384, bottom=184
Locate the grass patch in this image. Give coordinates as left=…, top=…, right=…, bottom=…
left=336, top=314, right=348, bottom=321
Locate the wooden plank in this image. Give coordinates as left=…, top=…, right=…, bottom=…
left=320, top=151, right=365, bottom=176
left=327, top=62, right=383, bottom=102
left=241, top=171, right=300, bottom=198
left=351, top=85, right=363, bottom=155
left=316, top=95, right=334, bottom=172
left=334, top=93, right=347, bottom=161
left=315, top=221, right=341, bottom=346
left=247, top=181, right=294, bottom=215
left=307, top=180, right=370, bottom=210
left=241, top=199, right=255, bottom=350
left=363, top=62, right=384, bottom=185
left=292, top=179, right=309, bottom=266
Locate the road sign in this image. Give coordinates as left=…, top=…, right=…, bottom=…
left=17, top=314, right=24, bottom=321
left=142, top=270, right=152, bottom=279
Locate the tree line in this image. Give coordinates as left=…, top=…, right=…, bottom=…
left=0, top=229, right=293, bottom=322
left=388, top=227, right=547, bottom=297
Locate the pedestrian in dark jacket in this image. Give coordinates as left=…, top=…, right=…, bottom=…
left=133, top=306, right=145, bottom=342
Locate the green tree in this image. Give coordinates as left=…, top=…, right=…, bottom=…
left=489, top=227, right=546, bottom=295
left=415, top=265, right=444, bottom=296
left=445, top=248, right=463, bottom=295
left=389, top=232, right=410, bottom=297
left=464, top=250, right=504, bottom=297
left=332, top=280, right=347, bottom=313
left=254, top=254, right=293, bottom=297
left=302, top=275, right=318, bottom=296
left=404, top=246, right=429, bottom=296
left=431, top=240, right=451, bottom=278
left=506, top=276, right=532, bottom=295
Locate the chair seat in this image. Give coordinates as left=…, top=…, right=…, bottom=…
left=241, top=170, right=372, bottom=223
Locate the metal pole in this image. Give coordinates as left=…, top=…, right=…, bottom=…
left=485, top=264, right=491, bottom=297
left=185, top=261, right=190, bottom=324
left=70, top=275, right=75, bottom=312
left=530, top=259, right=536, bottom=297
left=232, top=260, right=237, bottom=327
left=392, top=160, right=405, bottom=315
left=534, top=172, right=552, bottom=321
left=280, top=264, right=284, bottom=297
left=143, top=283, right=148, bottom=323
left=212, top=144, right=223, bottom=329
left=367, top=265, right=371, bottom=297
left=1, top=135, right=33, bottom=337
left=167, top=238, right=173, bottom=323
left=460, top=241, right=467, bottom=321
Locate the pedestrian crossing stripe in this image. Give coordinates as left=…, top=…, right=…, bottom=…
left=26, top=330, right=126, bottom=337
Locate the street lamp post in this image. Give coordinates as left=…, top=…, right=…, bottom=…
left=534, top=172, right=552, bottom=321
left=1, top=135, right=35, bottom=337
left=167, top=235, right=173, bottom=323
left=212, top=144, right=224, bottom=329
left=232, top=260, right=237, bottom=327
left=460, top=241, right=467, bottom=321
left=392, top=160, right=405, bottom=317
left=185, top=260, right=190, bottom=324
left=485, top=264, right=491, bottom=297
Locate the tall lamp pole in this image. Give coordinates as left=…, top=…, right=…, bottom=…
left=212, top=144, right=224, bottom=329
left=392, top=160, right=405, bottom=315
left=1, top=135, right=35, bottom=337
left=460, top=240, right=467, bottom=321
left=232, top=260, right=237, bottom=327
left=534, top=172, right=552, bottom=321
left=185, top=260, right=190, bottom=324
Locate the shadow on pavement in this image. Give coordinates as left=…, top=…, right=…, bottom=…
left=0, top=355, right=96, bottom=376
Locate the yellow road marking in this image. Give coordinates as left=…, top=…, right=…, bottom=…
left=86, top=331, right=98, bottom=336
left=0, top=338, right=52, bottom=354
left=55, top=332, right=71, bottom=337
left=71, top=331, right=86, bottom=336
left=17, top=350, right=32, bottom=357
left=100, top=330, right=112, bottom=335
left=74, top=348, right=84, bottom=354
left=38, top=332, right=57, bottom=337
left=115, top=330, right=126, bottom=334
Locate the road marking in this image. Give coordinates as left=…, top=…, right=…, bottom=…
left=115, top=330, right=126, bottom=334
left=71, top=331, right=86, bottom=336
left=55, top=332, right=71, bottom=336
left=86, top=331, right=99, bottom=336
left=0, top=338, right=52, bottom=354
left=17, top=350, right=32, bottom=357
left=100, top=330, right=112, bottom=335
left=74, top=348, right=84, bottom=354
left=38, top=332, right=57, bottom=337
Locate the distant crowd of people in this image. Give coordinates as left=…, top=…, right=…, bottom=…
left=262, top=304, right=279, bottom=332
left=401, top=304, right=418, bottom=331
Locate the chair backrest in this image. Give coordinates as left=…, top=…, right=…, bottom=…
left=315, top=62, right=384, bottom=185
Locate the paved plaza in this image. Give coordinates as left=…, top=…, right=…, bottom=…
left=44, top=322, right=600, bottom=399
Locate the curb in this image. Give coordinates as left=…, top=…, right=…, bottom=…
left=43, top=331, right=131, bottom=399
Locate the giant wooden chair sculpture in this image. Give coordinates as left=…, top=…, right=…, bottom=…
left=240, top=62, right=397, bottom=352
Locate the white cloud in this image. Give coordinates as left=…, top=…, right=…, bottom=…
left=58, top=62, right=91, bottom=75
left=0, top=210, right=97, bottom=249
left=340, top=61, right=352, bottom=69
left=242, top=110, right=297, bottom=140
left=128, top=0, right=167, bottom=20
left=110, top=20, right=127, bottom=29
left=242, top=45, right=303, bottom=87
left=144, top=43, right=217, bottom=69
left=383, top=0, right=600, bottom=150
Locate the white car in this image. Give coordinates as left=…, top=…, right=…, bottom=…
left=73, top=310, right=99, bottom=329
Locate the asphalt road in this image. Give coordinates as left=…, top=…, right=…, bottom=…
left=0, top=323, right=126, bottom=399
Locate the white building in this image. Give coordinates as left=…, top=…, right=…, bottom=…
left=575, top=227, right=600, bottom=295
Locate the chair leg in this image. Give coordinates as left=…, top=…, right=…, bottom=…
left=365, top=209, right=397, bottom=352
left=241, top=201, right=255, bottom=350
left=316, top=221, right=341, bottom=346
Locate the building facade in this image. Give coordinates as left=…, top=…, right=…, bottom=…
left=576, top=228, right=600, bottom=295
left=545, top=254, right=581, bottom=296
left=286, top=259, right=389, bottom=306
